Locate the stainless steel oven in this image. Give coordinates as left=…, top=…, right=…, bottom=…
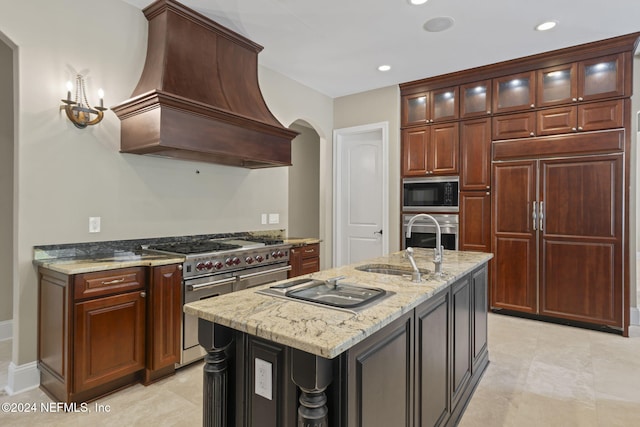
left=402, top=214, right=459, bottom=250
left=146, top=238, right=292, bottom=367
left=403, top=176, right=459, bottom=212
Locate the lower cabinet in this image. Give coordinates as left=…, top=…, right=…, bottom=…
left=346, top=311, right=415, bottom=427
left=73, top=290, right=146, bottom=393
left=415, top=289, right=450, bottom=427
left=288, top=243, right=320, bottom=278
left=145, top=263, right=183, bottom=383
left=38, top=264, right=183, bottom=403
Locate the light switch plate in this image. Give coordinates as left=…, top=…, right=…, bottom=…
left=268, top=213, right=279, bottom=224
left=261, top=213, right=267, bottom=225
left=255, top=358, right=272, bottom=400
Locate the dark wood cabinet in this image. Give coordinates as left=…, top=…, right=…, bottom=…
left=492, top=111, right=536, bottom=140
left=460, top=80, right=492, bottom=118
left=402, top=123, right=459, bottom=177
left=145, top=263, right=182, bottom=383
left=346, top=311, right=414, bottom=427
left=415, top=290, right=450, bottom=427
left=460, top=118, right=491, bottom=190
left=460, top=191, right=491, bottom=253
left=39, top=266, right=148, bottom=403
left=578, top=54, right=627, bottom=102
left=74, top=290, right=146, bottom=393
left=493, top=71, right=536, bottom=113
left=288, top=243, right=320, bottom=278
left=494, top=98, right=624, bottom=139
left=492, top=154, right=623, bottom=327
left=537, top=99, right=624, bottom=136
left=402, top=87, right=458, bottom=126
left=492, top=160, right=538, bottom=313
left=471, top=267, right=488, bottom=373
left=39, top=263, right=185, bottom=403
left=450, top=276, right=471, bottom=411
left=400, top=32, right=636, bottom=334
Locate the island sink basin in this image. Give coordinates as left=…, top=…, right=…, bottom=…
left=355, top=263, right=430, bottom=277
left=257, top=278, right=390, bottom=312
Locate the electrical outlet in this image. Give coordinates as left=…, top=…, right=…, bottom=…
left=254, top=358, right=272, bottom=400
left=268, top=213, right=279, bottom=224
left=89, top=217, right=101, bottom=233
left=261, top=213, right=267, bottom=225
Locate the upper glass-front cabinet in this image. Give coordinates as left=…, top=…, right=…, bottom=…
left=461, top=80, right=491, bottom=118
left=493, top=72, right=536, bottom=113
left=537, top=54, right=625, bottom=107
left=402, top=87, right=458, bottom=126
left=537, top=64, right=577, bottom=108
left=579, top=54, right=625, bottom=101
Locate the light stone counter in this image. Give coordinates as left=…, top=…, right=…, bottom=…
left=33, top=252, right=185, bottom=275
left=184, top=248, right=493, bottom=359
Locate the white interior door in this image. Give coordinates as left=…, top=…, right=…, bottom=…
left=333, top=122, right=388, bottom=267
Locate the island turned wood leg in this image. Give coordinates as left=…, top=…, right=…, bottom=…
left=198, top=319, right=234, bottom=427
left=291, top=349, right=333, bottom=427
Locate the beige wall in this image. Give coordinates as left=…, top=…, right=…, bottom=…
left=0, top=38, right=13, bottom=323
left=288, top=123, right=320, bottom=239
left=334, top=85, right=401, bottom=253
left=1, top=0, right=333, bottom=366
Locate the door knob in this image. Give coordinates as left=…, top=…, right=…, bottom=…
left=374, top=229, right=383, bottom=235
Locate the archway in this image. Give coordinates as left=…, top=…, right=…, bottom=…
left=288, top=120, right=320, bottom=240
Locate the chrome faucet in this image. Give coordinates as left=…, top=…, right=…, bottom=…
left=404, top=247, right=421, bottom=282
left=405, top=213, right=444, bottom=275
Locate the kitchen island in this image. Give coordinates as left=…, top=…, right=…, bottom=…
left=184, top=248, right=492, bottom=427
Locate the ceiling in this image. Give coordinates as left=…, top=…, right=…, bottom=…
left=121, top=0, right=640, bottom=98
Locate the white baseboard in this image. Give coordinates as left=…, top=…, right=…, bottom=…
left=0, top=320, right=11, bottom=341
left=4, top=361, right=39, bottom=396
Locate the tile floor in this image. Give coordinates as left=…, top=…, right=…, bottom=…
left=1, top=313, right=640, bottom=426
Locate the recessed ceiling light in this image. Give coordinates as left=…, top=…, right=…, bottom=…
left=409, top=0, right=429, bottom=5
left=378, top=64, right=391, bottom=72
left=535, top=20, right=558, bottom=31
left=423, top=16, right=455, bottom=33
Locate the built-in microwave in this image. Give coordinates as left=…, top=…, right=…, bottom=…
left=402, top=176, right=459, bottom=212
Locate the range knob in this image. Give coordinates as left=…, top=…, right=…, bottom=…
left=245, top=256, right=254, bottom=264
left=255, top=255, right=264, bottom=263
left=196, top=262, right=206, bottom=271
left=272, top=251, right=280, bottom=258
left=204, top=261, right=214, bottom=270
left=225, top=257, right=234, bottom=267
left=214, top=261, right=224, bottom=270
left=232, top=257, right=241, bottom=265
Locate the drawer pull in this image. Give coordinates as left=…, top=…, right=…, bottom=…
left=101, top=277, right=126, bottom=285
left=304, top=249, right=315, bottom=253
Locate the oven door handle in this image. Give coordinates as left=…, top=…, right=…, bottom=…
left=238, top=265, right=292, bottom=280
left=186, top=277, right=237, bottom=292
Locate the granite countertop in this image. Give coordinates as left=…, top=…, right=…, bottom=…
left=284, top=237, right=322, bottom=246
left=184, top=249, right=493, bottom=359
left=33, top=251, right=185, bottom=275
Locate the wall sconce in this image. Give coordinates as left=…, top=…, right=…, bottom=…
left=60, top=74, right=107, bottom=129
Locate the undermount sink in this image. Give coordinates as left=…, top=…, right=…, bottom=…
left=355, top=263, right=430, bottom=277
left=256, top=278, right=390, bottom=312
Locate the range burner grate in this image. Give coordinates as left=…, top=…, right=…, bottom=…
left=148, top=240, right=241, bottom=255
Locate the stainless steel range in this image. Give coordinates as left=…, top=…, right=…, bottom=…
left=146, top=237, right=292, bottom=366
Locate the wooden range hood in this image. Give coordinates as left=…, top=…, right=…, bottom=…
left=111, top=0, right=297, bottom=168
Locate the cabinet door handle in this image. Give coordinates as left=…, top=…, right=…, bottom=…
left=539, top=201, right=544, bottom=231
left=532, top=201, right=537, bottom=231
left=101, top=277, right=125, bottom=285
left=140, top=291, right=146, bottom=298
